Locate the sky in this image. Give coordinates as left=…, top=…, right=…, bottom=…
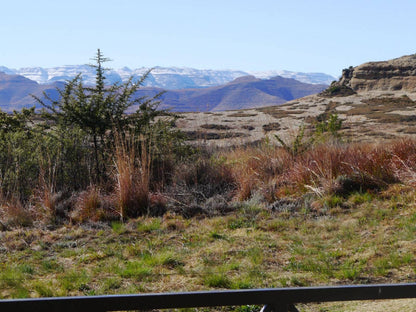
left=1, top=0, right=416, bottom=77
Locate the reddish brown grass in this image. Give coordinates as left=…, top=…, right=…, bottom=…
left=114, top=137, right=151, bottom=219
left=1, top=198, right=32, bottom=227
left=223, top=143, right=291, bottom=201
left=5, top=137, right=416, bottom=225
left=70, top=186, right=104, bottom=223
left=223, top=139, right=411, bottom=201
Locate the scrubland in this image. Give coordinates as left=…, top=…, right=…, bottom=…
left=2, top=52, right=416, bottom=311
left=2, top=129, right=416, bottom=310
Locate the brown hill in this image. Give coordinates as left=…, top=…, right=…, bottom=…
left=0, top=72, right=60, bottom=112
left=135, top=75, right=327, bottom=112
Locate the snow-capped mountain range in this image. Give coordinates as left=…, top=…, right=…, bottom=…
left=0, top=65, right=336, bottom=89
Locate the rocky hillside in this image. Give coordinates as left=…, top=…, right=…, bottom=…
left=338, top=54, right=416, bottom=92
left=176, top=53, right=416, bottom=146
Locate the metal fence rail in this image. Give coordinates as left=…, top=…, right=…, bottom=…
left=1, top=283, right=416, bottom=312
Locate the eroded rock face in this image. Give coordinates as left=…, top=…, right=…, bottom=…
left=342, top=54, right=416, bottom=92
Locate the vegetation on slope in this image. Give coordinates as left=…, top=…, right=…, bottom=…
left=2, top=52, right=416, bottom=311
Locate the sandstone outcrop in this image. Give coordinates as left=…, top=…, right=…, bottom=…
left=329, top=54, right=416, bottom=94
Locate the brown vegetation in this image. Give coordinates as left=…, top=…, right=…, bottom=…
left=3, top=135, right=416, bottom=228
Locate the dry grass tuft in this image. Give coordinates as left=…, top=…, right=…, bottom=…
left=222, top=139, right=414, bottom=203
left=224, top=143, right=291, bottom=201
left=70, top=186, right=116, bottom=223
left=1, top=198, right=32, bottom=227
left=173, top=157, right=235, bottom=202
left=114, top=137, right=151, bottom=219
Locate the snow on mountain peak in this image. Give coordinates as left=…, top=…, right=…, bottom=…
left=0, top=65, right=335, bottom=89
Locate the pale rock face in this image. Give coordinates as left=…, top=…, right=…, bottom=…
left=342, top=54, right=416, bottom=92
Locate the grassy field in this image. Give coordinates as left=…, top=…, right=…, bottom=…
left=2, top=182, right=416, bottom=310
left=3, top=109, right=416, bottom=311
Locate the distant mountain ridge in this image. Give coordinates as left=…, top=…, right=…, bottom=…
left=0, top=72, right=61, bottom=111
left=0, top=71, right=327, bottom=112
left=152, top=75, right=327, bottom=112
left=0, top=65, right=336, bottom=89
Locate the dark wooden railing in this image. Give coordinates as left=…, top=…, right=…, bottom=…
left=1, top=283, right=416, bottom=312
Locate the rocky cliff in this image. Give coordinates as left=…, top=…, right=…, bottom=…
left=339, top=54, right=416, bottom=92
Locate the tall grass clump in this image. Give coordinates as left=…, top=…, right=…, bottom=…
left=172, top=152, right=236, bottom=203
left=114, top=136, right=151, bottom=220
left=288, top=142, right=399, bottom=196
left=70, top=186, right=108, bottom=223
left=287, top=142, right=398, bottom=196
left=221, top=138, right=409, bottom=204
left=390, top=139, right=416, bottom=184
left=0, top=198, right=33, bottom=227
left=223, top=141, right=292, bottom=201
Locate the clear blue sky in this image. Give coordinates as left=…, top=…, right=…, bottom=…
left=1, top=0, right=415, bottom=76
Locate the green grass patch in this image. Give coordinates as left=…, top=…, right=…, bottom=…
left=137, top=218, right=162, bottom=233
left=203, top=273, right=232, bottom=288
